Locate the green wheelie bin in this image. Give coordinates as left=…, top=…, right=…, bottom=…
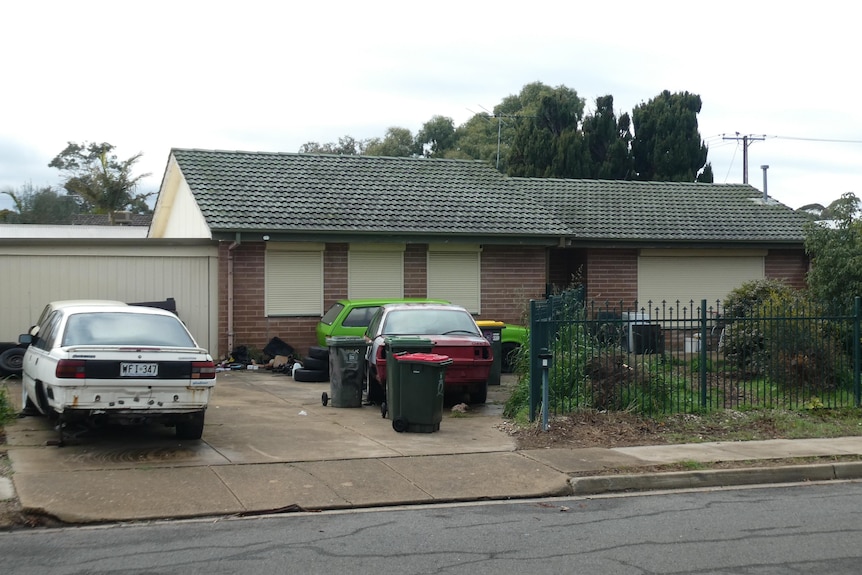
left=390, top=352, right=452, bottom=433
left=382, top=336, right=434, bottom=420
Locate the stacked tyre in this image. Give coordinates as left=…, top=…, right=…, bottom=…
left=292, top=346, right=330, bottom=383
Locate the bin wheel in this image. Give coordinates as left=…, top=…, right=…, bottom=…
left=392, top=417, right=408, bottom=433
left=321, top=392, right=329, bottom=406
left=380, top=402, right=387, bottom=418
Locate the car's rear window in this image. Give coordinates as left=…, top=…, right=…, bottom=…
left=343, top=306, right=379, bottom=328
left=320, top=303, right=345, bottom=326
left=62, top=312, right=197, bottom=347
left=382, top=309, right=480, bottom=336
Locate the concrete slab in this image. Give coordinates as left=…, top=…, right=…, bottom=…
left=212, top=463, right=352, bottom=510
left=295, top=459, right=432, bottom=507
left=382, top=452, right=571, bottom=500
left=612, top=443, right=747, bottom=464
left=8, top=439, right=230, bottom=473
left=13, top=467, right=243, bottom=523
left=520, top=447, right=647, bottom=473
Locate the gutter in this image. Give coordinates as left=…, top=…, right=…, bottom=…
left=227, top=233, right=241, bottom=355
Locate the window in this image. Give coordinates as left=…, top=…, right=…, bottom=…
left=348, top=245, right=404, bottom=299
left=265, top=244, right=324, bottom=316
left=427, top=245, right=481, bottom=313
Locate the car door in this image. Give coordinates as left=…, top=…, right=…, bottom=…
left=22, top=310, right=63, bottom=411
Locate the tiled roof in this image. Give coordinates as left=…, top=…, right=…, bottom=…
left=171, top=149, right=808, bottom=243
left=171, top=149, right=569, bottom=237
left=72, top=213, right=152, bottom=226
left=514, top=178, right=809, bottom=242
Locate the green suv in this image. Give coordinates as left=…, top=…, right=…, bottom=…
left=316, top=299, right=448, bottom=346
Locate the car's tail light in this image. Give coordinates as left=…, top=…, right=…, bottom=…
left=56, top=359, right=86, bottom=379
left=191, top=361, right=216, bottom=380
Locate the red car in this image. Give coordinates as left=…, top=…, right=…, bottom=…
left=364, top=303, right=492, bottom=404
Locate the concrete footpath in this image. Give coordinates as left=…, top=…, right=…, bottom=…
left=3, top=371, right=862, bottom=525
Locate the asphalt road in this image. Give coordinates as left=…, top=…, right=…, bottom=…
left=2, top=481, right=862, bottom=574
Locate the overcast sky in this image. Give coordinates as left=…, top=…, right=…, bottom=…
left=2, top=1, right=860, bottom=214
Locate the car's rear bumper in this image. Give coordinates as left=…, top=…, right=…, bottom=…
left=43, top=382, right=213, bottom=415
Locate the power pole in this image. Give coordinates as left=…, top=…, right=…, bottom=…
left=722, top=133, right=766, bottom=183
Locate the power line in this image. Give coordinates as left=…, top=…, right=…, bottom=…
left=722, top=133, right=765, bottom=184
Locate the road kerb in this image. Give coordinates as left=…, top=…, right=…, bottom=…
left=569, top=464, right=847, bottom=495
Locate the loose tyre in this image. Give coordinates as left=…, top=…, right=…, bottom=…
left=293, top=368, right=329, bottom=383
left=0, top=347, right=25, bottom=375
left=301, top=356, right=328, bottom=372
left=308, top=346, right=330, bottom=361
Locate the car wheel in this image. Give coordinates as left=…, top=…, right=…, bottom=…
left=301, top=356, right=328, bottom=372
left=308, top=346, right=330, bottom=361
left=0, top=347, right=25, bottom=375
left=293, top=368, right=329, bottom=383
left=470, top=384, right=488, bottom=404
left=501, top=343, right=519, bottom=373
left=176, top=412, right=205, bottom=440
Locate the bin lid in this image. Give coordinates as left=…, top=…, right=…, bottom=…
left=326, top=336, right=369, bottom=346
left=475, top=320, right=506, bottom=328
left=395, top=352, right=452, bottom=365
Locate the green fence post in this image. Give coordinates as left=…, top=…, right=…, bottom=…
left=855, top=296, right=861, bottom=407
left=700, top=299, right=708, bottom=410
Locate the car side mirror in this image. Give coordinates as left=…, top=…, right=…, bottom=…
left=19, top=333, right=33, bottom=345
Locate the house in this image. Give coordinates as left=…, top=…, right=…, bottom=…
left=149, top=149, right=810, bottom=359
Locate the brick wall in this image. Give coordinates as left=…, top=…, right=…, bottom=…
left=585, top=248, right=639, bottom=306
left=765, top=249, right=809, bottom=289
left=217, top=242, right=547, bottom=360
left=478, top=245, right=547, bottom=324
left=403, top=244, right=428, bottom=297
left=323, top=243, right=349, bottom=309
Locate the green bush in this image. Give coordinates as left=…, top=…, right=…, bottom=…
left=0, top=382, right=18, bottom=426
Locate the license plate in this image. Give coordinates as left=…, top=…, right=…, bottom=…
left=121, top=363, right=158, bottom=377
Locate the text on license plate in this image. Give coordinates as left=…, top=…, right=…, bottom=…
left=121, top=363, right=159, bottom=377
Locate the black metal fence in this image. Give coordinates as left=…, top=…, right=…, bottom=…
left=528, top=289, right=862, bottom=419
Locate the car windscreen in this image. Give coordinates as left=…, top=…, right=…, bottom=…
left=381, top=309, right=480, bottom=336
left=61, top=312, right=197, bottom=347
left=320, top=303, right=345, bottom=326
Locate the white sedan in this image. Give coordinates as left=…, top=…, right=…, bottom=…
left=19, top=303, right=216, bottom=442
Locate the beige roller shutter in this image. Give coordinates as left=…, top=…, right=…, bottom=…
left=265, top=244, right=324, bottom=315
left=638, top=250, right=765, bottom=308
left=427, top=245, right=481, bottom=313
left=348, top=245, right=404, bottom=299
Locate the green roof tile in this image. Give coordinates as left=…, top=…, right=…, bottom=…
left=170, top=149, right=808, bottom=244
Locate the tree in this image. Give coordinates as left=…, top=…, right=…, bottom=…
left=631, top=90, right=711, bottom=182
left=415, top=116, right=457, bottom=158
left=798, top=195, right=860, bottom=221
left=48, top=142, right=151, bottom=224
left=1, top=183, right=80, bottom=224
left=804, top=192, right=862, bottom=309
left=507, top=84, right=588, bottom=178
left=364, top=127, right=418, bottom=157
left=299, top=136, right=365, bottom=155
left=580, top=95, right=634, bottom=179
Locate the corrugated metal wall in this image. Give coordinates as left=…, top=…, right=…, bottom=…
left=0, top=241, right=218, bottom=353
